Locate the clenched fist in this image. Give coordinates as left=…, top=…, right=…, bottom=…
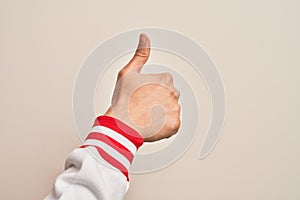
left=105, top=34, right=181, bottom=142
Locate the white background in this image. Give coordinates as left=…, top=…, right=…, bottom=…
left=0, top=0, right=299, bottom=199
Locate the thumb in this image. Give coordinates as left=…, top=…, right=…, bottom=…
left=118, top=33, right=151, bottom=78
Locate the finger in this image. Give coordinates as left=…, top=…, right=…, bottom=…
left=171, top=87, right=180, bottom=99
left=118, top=33, right=151, bottom=79
left=141, top=73, right=180, bottom=99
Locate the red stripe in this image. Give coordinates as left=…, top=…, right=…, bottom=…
left=86, top=132, right=134, bottom=162
left=81, top=145, right=129, bottom=181
left=93, top=116, right=144, bottom=149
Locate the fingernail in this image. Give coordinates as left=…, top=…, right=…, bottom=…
left=139, top=33, right=147, bottom=46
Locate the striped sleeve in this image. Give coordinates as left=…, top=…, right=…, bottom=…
left=45, top=116, right=144, bottom=200
left=80, top=116, right=144, bottom=181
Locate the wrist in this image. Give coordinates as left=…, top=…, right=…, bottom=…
left=104, top=107, right=144, bottom=141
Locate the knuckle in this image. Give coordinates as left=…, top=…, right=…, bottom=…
left=175, top=118, right=181, bottom=129
left=176, top=90, right=180, bottom=98
left=175, top=104, right=181, bottom=111
left=175, top=88, right=180, bottom=96
left=172, top=88, right=180, bottom=98
left=163, top=73, right=173, bottom=81
left=167, top=118, right=181, bottom=132
left=159, top=72, right=173, bottom=83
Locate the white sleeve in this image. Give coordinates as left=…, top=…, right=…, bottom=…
left=44, top=116, right=144, bottom=200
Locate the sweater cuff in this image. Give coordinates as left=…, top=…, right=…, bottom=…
left=80, top=116, right=144, bottom=181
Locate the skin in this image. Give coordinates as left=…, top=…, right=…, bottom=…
left=105, top=34, right=181, bottom=142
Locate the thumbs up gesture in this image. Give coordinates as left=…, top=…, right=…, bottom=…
left=105, top=34, right=181, bottom=142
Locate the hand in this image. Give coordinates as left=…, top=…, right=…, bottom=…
left=105, top=34, right=181, bottom=142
